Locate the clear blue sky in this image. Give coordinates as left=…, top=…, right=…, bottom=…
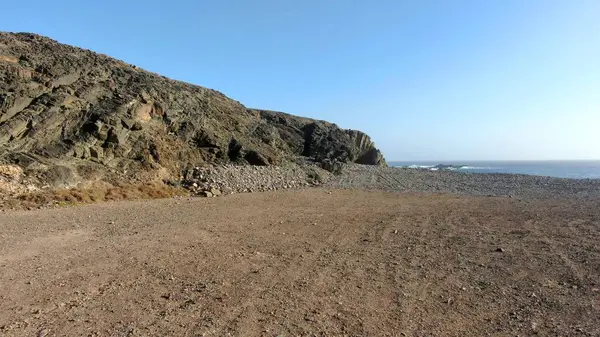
left=3, top=0, right=599, bottom=160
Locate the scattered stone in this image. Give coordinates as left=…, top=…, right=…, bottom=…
left=210, top=187, right=221, bottom=196
left=496, top=247, right=505, bottom=253
left=531, top=321, right=538, bottom=332
left=36, top=328, right=50, bottom=337
left=182, top=164, right=330, bottom=196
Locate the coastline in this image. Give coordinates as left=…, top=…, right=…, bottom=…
left=324, top=164, right=600, bottom=200
left=389, top=160, right=600, bottom=179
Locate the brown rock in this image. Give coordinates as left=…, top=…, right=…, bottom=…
left=0, top=55, right=19, bottom=63
left=89, top=146, right=103, bottom=159
left=0, top=32, right=386, bottom=191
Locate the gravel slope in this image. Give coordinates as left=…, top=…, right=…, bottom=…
left=325, top=164, right=600, bottom=199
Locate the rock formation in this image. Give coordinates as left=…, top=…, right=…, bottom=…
left=0, top=32, right=385, bottom=187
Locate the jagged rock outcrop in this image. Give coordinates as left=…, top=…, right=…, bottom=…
left=0, top=32, right=385, bottom=187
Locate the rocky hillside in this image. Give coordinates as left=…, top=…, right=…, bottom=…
left=0, top=32, right=384, bottom=188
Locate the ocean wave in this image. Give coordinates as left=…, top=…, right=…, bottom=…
left=401, top=164, right=495, bottom=171
left=406, top=165, right=436, bottom=169
left=460, top=166, right=494, bottom=170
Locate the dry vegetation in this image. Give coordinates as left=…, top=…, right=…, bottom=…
left=4, top=182, right=187, bottom=210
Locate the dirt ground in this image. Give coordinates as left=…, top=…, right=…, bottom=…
left=0, top=189, right=599, bottom=336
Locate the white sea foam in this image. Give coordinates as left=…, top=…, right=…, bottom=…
left=406, top=165, right=435, bottom=169
left=401, top=164, right=495, bottom=171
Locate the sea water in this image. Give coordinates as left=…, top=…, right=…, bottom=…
left=389, top=161, right=600, bottom=179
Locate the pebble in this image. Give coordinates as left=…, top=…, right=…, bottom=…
left=182, top=164, right=327, bottom=196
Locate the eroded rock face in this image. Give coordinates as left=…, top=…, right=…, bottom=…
left=256, top=110, right=385, bottom=166
left=0, top=32, right=385, bottom=186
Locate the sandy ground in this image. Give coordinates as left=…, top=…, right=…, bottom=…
left=0, top=189, right=599, bottom=336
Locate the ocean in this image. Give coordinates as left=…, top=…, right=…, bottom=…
left=389, top=160, right=600, bottom=179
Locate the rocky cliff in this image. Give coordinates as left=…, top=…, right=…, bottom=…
left=0, top=32, right=385, bottom=188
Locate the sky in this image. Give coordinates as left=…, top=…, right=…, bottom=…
left=3, top=0, right=600, bottom=161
